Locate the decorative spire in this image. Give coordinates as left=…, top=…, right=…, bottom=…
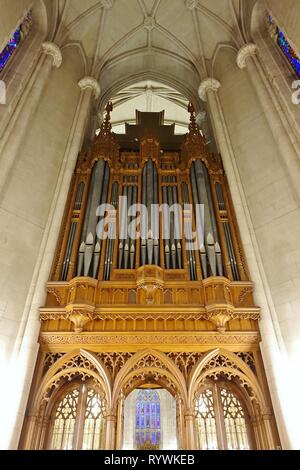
left=187, top=102, right=202, bottom=139
left=99, top=101, right=113, bottom=138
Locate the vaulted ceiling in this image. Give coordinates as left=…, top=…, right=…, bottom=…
left=44, top=0, right=258, bottom=129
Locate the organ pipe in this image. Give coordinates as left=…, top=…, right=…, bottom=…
left=104, top=181, right=119, bottom=281
left=190, top=161, right=223, bottom=278
left=61, top=182, right=85, bottom=281
left=77, top=160, right=110, bottom=278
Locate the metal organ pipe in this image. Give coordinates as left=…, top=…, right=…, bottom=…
left=215, top=182, right=239, bottom=281
left=94, top=163, right=110, bottom=277
left=141, top=164, right=147, bottom=266
left=118, top=184, right=128, bottom=269
left=162, top=185, right=170, bottom=269
left=153, top=166, right=159, bottom=266
left=130, top=181, right=138, bottom=269
left=139, top=160, right=158, bottom=267
left=194, top=160, right=217, bottom=277
left=172, top=181, right=182, bottom=269
left=182, top=182, right=197, bottom=281
left=77, top=160, right=110, bottom=278
left=104, top=181, right=119, bottom=281
left=124, top=182, right=133, bottom=269
left=61, top=182, right=85, bottom=281
left=190, top=161, right=224, bottom=278
left=147, top=161, right=154, bottom=265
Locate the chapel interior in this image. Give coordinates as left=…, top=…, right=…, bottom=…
left=0, top=0, right=300, bottom=451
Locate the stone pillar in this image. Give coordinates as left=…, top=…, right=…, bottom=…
left=261, top=409, right=277, bottom=450
left=236, top=43, right=300, bottom=202
left=0, top=75, right=100, bottom=450
left=115, top=394, right=125, bottom=450
left=105, top=410, right=117, bottom=450
left=198, top=78, right=293, bottom=449
left=184, top=410, right=196, bottom=450
left=0, top=42, right=62, bottom=198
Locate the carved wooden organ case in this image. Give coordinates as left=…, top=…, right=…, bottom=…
left=44, top=103, right=259, bottom=334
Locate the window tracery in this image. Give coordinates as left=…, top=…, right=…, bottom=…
left=195, top=383, right=251, bottom=450
left=48, top=383, right=105, bottom=450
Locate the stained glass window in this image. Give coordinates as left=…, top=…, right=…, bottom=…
left=195, top=389, right=218, bottom=450
left=195, top=384, right=251, bottom=450
left=267, top=14, right=300, bottom=78
left=221, top=388, right=250, bottom=450
left=50, top=388, right=79, bottom=450
left=135, top=390, right=161, bottom=450
left=49, top=384, right=104, bottom=450
left=0, top=11, right=33, bottom=73
left=82, top=388, right=104, bottom=450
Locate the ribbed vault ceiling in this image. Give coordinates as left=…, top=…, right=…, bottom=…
left=51, top=0, right=251, bottom=124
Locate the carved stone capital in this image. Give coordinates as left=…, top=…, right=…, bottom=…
left=78, top=77, right=101, bottom=100
left=237, top=43, right=258, bottom=69
left=198, top=78, right=221, bottom=102
left=42, top=42, right=62, bottom=68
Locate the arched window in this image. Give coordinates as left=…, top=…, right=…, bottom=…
left=135, top=390, right=161, bottom=450
left=195, top=383, right=252, bottom=450
left=48, top=382, right=105, bottom=450
left=0, top=11, right=33, bottom=73
left=266, top=14, right=300, bottom=78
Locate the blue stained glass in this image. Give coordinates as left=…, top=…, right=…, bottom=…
left=135, top=389, right=161, bottom=449
left=0, top=12, right=32, bottom=73
left=267, top=14, right=300, bottom=78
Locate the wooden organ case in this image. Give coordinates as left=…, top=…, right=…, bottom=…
left=20, top=103, right=280, bottom=450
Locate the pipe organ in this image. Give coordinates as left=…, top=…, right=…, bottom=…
left=20, top=103, right=280, bottom=450
left=54, top=104, right=245, bottom=284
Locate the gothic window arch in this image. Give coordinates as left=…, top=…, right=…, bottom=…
left=135, top=389, right=161, bottom=450
left=195, top=381, right=253, bottom=450
left=266, top=13, right=300, bottom=79
left=0, top=10, right=33, bottom=74
left=47, top=381, right=105, bottom=450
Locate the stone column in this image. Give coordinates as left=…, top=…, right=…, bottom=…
left=237, top=43, right=300, bottom=202
left=198, top=78, right=293, bottom=449
left=0, top=76, right=100, bottom=450
left=261, top=409, right=277, bottom=450
left=115, top=394, right=125, bottom=450
left=0, top=42, right=62, bottom=198
left=184, top=410, right=196, bottom=450
left=105, top=410, right=117, bottom=450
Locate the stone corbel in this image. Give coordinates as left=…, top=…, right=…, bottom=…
left=78, top=77, right=101, bottom=100
left=41, top=42, right=62, bottom=68
left=198, top=78, right=221, bottom=102
left=237, top=43, right=258, bottom=69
